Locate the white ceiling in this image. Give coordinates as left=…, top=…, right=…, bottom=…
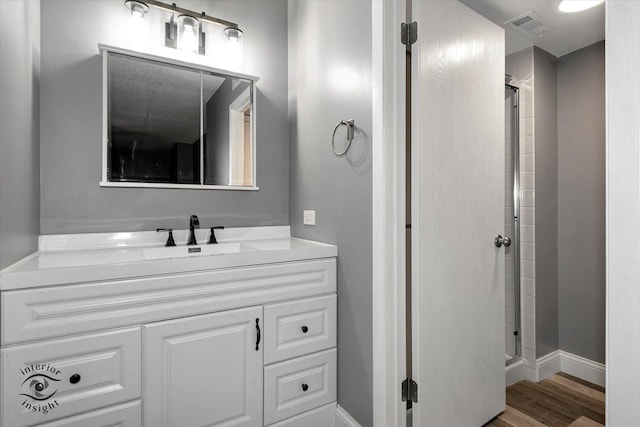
left=459, top=0, right=604, bottom=57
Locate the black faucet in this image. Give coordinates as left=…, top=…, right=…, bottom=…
left=156, top=228, right=176, bottom=247
left=208, top=226, right=225, bottom=244
left=187, top=215, right=200, bottom=245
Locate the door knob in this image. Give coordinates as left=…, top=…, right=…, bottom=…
left=494, top=235, right=512, bottom=248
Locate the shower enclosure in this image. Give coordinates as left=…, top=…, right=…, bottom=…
left=505, top=81, right=521, bottom=364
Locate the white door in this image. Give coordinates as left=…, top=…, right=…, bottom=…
left=411, top=1, right=505, bottom=426
left=144, top=306, right=263, bottom=427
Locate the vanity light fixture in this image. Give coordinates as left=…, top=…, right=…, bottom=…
left=177, top=14, right=201, bottom=54
left=224, top=27, right=244, bottom=42
left=123, top=0, right=243, bottom=56
left=554, top=0, right=604, bottom=13
left=125, top=0, right=149, bottom=18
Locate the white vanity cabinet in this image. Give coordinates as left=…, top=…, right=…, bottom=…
left=144, top=306, right=264, bottom=427
left=0, top=247, right=337, bottom=427
left=142, top=294, right=338, bottom=427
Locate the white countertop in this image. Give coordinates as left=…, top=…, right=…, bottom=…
left=0, top=227, right=337, bottom=291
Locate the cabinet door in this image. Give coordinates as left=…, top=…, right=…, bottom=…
left=144, top=306, right=263, bottom=427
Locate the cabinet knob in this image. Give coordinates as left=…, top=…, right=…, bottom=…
left=301, top=383, right=309, bottom=392
left=69, top=374, right=81, bottom=384
left=301, top=326, right=308, bottom=333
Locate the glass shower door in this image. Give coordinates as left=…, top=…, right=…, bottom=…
left=505, top=84, right=521, bottom=363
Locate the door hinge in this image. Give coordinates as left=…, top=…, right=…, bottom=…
left=401, top=22, right=418, bottom=46
left=401, top=378, right=418, bottom=402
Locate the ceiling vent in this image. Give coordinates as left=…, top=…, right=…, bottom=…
left=504, top=11, right=548, bottom=38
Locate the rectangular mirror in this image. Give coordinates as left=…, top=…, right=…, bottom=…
left=100, top=45, right=258, bottom=190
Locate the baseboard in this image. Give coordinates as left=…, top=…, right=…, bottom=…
left=524, top=365, right=537, bottom=382
left=534, top=350, right=606, bottom=387
left=336, top=405, right=362, bottom=427
left=536, top=350, right=562, bottom=381
left=506, top=359, right=524, bottom=386
left=560, top=351, right=606, bottom=388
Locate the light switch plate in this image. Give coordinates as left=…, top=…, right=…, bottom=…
left=303, top=210, right=316, bottom=225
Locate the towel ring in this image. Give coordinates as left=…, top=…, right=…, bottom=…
left=332, top=119, right=355, bottom=156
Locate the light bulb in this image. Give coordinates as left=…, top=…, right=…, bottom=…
left=224, top=27, right=243, bottom=43
left=124, top=1, right=148, bottom=19
left=131, top=5, right=144, bottom=18
left=557, top=0, right=604, bottom=13
left=177, top=15, right=199, bottom=54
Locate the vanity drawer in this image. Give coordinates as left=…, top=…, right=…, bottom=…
left=267, top=402, right=336, bottom=427
left=264, top=294, right=336, bottom=364
left=264, top=348, right=337, bottom=425
left=31, top=400, right=141, bottom=427
left=1, top=328, right=141, bottom=427
left=2, top=258, right=336, bottom=345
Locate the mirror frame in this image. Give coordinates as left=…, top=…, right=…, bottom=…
left=99, top=44, right=259, bottom=190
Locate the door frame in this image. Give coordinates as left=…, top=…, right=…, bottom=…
left=371, top=1, right=407, bottom=426
left=605, top=1, right=640, bottom=424
left=372, top=2, right=640, bottom=426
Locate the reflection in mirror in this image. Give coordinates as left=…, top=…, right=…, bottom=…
left=108, top=53, right=201, bottom=184
left=203, top=74, right=253, bottom=186
left=103, top=47, right=257, bottom=189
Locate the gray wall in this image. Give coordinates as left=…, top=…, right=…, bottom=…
left=507, top=44, right=605, bottom=363
left=0, top=0, right=41, bottom=269
left=533, top=47, right=559, bottom=358
left=40, top=0, right=288, bottom=233
left=557, top=41, right=605, bottom=363
left=288, top=1, right=372, bottom=425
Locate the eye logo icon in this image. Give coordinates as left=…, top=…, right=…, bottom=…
left=21, top=374, right=60, bottom=401
left=18, top=364, right=62, bottom=415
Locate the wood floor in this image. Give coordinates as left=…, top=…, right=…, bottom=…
left=485, top=372, right=605, bottom=427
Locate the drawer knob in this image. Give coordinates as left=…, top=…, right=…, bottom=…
left=69, top=374, right=81, bottom=384
left=301, top=326, right=309, bottom=333
left=301, top=383, right=309, bottom=392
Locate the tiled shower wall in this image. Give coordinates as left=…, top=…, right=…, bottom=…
left=520, top=77, right=536, bottom=381
left=505, top=47, right=537, bottom=380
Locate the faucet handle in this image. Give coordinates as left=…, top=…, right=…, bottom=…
left=208, top=226, right=225, bottom=244
left=156, top=228, right=176, bottom=247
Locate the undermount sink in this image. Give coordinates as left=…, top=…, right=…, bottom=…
left=142, top=242, right=255, bottom=260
